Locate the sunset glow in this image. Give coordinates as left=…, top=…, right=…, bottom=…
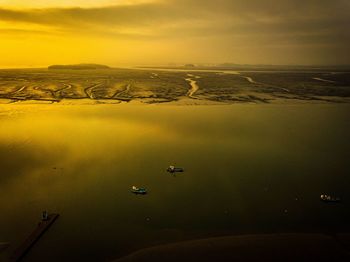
left=0, top=0, right=349, bottom=67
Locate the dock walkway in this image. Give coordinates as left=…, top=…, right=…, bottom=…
left=11, top=214, right=59, bottom=262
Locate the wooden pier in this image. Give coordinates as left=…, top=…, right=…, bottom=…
left=11, top=214, right=59, bottom=262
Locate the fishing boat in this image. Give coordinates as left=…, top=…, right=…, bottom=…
left=131, top=186, right=147, bottom=195
left=320, top=194, right=341, bottom=202
left=167, top=165, right=184, bottom=173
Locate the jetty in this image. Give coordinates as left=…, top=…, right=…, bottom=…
left=11, top=213, right=59, bottom=262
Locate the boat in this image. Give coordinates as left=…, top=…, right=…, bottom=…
left=131, top=186, right=147, bottom=195
left=167, top=165, right=184, bottom=173
left=320, top=194, right=341, bottom=202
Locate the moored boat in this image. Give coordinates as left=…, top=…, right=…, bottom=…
left=167, top=165, right=184, bottom=173
left=131, top=186, right=147, bottom=195
left=320, top=194, right=341, bottom=202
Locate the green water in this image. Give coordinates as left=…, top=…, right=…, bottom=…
left=0, top=103, right=349, bottom=261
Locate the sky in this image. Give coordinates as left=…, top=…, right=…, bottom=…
left=0, top=0, right=349, bottom=67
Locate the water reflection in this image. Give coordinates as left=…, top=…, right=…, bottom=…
left=0, top=104, right=349, bottom=261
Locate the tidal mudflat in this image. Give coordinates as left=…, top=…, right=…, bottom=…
left=0, top=68, right=349, bottom=104
left=0, top=103, right=349, bottom=261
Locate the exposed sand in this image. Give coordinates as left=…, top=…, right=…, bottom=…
left=0, top=68, right=349, bottom=104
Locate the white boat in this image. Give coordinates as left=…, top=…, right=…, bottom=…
left=167, top=165, right=184, bottom=173
left=320, top=194, right=340, bottom=202
left=131, top=186, right=147, bottom=195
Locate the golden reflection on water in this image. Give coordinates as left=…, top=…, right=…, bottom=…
left=0, top=103, right=350, bottom=261
left=0, top=104, right=172, bottom=217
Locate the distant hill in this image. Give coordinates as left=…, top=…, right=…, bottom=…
left=216, top=63, right=350, bottom=71
left=48, top=64, right=110, bottom=70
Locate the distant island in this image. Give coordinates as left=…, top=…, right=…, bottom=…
left=48, top=64, right=110, bottom=70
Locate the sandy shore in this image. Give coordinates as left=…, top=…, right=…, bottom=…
left=114, top=233, right=350, bottom=262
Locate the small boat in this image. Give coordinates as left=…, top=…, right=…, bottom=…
left=167, top=165, right=184, bottom=173
left=320, top=194, right=341, bottom=202
left=131, top=186, right=147, bottom=195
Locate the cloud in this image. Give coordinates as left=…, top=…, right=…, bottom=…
left=0, top=0, right=348, bottom=39
left=0, top=3, right=177, bottom=27
left=0, top=0, right=349, bottom=64
left=0, top=28, right=51, bottom=35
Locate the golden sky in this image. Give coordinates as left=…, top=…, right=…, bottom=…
left=0, top=0, right=349, bottom=67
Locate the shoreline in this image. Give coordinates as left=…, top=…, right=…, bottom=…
left=0, top=68, right=349, bottom=105
left=114, top=233, right=350, bottom=262
left=1, top=96, right=349, bottom=106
